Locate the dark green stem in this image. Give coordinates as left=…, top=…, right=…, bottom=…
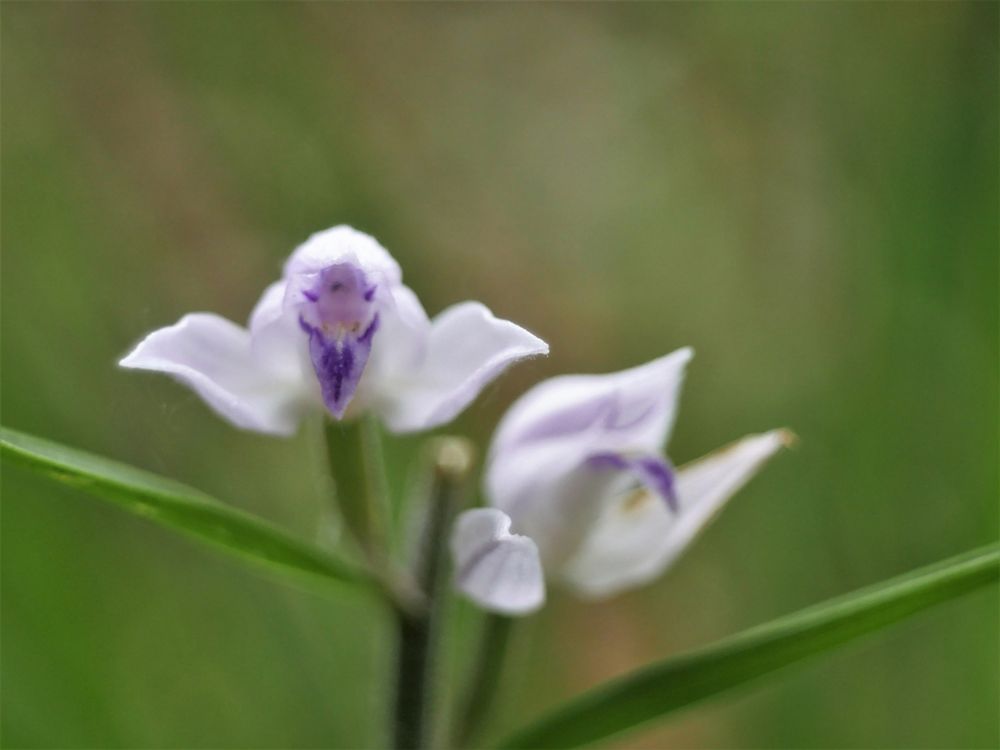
left=394, top=608, right=430, bottom=750
left=454, top=614, right=515, bottom=748
left=394, top=438, right=474, bottom=750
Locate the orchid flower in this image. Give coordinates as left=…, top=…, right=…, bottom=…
left=120, top=226, right=548, bottom=435
left=451, top=348, right=792, bottom=615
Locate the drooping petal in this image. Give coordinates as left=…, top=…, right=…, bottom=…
left=374, top=302, right=548, bottom=434
left=560, top=429, right=792, bottom=598
left=451, top=508, right=545, bottom=616
left=119, top=313, right=307, bottom=435
left=491, top=347, right=694, bottom=458
left=283, top=225, right=401, bottom=286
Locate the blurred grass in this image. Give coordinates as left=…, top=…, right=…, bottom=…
left=2, top=3, right=997, bottom=748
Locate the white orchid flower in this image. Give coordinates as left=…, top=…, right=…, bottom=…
left=120, top=225, right=548, bottom=435
left=451, top=348, right=792, bottom=615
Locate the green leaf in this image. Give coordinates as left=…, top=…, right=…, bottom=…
left=498, top=543, right=999, bottom=749
left=1, top=426, right=371, bottom=593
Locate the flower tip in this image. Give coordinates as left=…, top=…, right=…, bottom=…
left=328, top=405, right=349, bottom=420
left=117, top=338, right=149, bottom=369
left=775, top=428, right=799, bottom=449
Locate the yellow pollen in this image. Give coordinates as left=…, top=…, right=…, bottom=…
left=321, top=321, right=363, bottom=340
left=621, top=488, right=652, bottom=514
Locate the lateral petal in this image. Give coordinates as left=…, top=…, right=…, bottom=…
left=376, top=302, right=548, bottom=433
left=120, top=313, right=306, bottom=435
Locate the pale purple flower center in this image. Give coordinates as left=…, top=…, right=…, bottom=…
left=297, top=263, right=379, bottom=418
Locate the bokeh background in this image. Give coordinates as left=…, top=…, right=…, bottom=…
left=2, top=3, right=997, bottom=748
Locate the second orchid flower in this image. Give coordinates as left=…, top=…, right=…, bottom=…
left=451, top=349, right=793, bottom=615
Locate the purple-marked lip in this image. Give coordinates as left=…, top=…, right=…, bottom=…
left=586, top=451, right=678, bottom=512
left=297, top=263, right=380, bottom=418
left=358, top=315, right=378, bottom=344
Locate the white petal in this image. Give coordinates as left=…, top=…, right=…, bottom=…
left=283, top=225, right=401, bottom=286
left=374, top=302, right=548, bottom=434
left=561, top=429, right=792, bottom=598
left=451, top=508, right=545, bottom=615
left=365, top=284, right=431, bottom=381
left=248, top=279, right=287, bottom=334
left=487, top=444, right=622, bottom=570
left=120, top=313, right=307, bottom=435
left=248, top=280, right=310, bottom=383
left=491, top=348, right=693, bottom=458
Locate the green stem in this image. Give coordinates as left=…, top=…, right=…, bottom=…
left=322, top=415, right=390, bottom=566
left=394, top=608, right=430, bottom=750
left=394, top=438, right=474, bottom=750
left=454, top=614, right=514, bottom=748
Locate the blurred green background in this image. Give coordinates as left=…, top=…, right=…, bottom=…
left=2, top=3, right=997, bottom=748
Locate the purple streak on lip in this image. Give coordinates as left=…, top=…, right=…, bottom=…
left=635, top=456, right=678, bottom=512
left=358, top=314, right=379, bottom=345
left=363, top=285, right=377, bottom=302
left=586, top=451, right=678, bottom=512
left=300, top=313, right=380, bottom=419
left=302, top=289, right=319, bottom=302
left=455, top=538, right=503, bottom=587
left=505, top=394, right=657, bottom=450
left=508, top=395, right=617, bottom=447
left=584, top=452, right=630, bottom=471
left=602, top=399, right=656, bottom=431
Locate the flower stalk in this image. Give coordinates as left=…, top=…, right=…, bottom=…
left=323, top=415, right=391, bottom=567
left=395, top=437, right=474, bottom=750
left=454, top=613, right=514, bottom=748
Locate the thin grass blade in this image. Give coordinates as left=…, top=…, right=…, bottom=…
left=1, top=426, right=370, bottom=592
left=498, top=543, right=999, bottom=749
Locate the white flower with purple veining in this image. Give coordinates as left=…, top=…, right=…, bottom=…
left=451, top=348, right=793, bottom=615
left=121, top=226, right=548, bottom=435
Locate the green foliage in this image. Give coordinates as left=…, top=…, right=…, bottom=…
left=3, top=3, right=996, bottom=747
left=499, top=544, right=1000, bottom=749
left=0, top=427, right=370, bottom=593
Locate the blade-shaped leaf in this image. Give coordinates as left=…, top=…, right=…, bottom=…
left=1, top=426, right=371, bottom=592
left=498, top=543, right=999, bottom=749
